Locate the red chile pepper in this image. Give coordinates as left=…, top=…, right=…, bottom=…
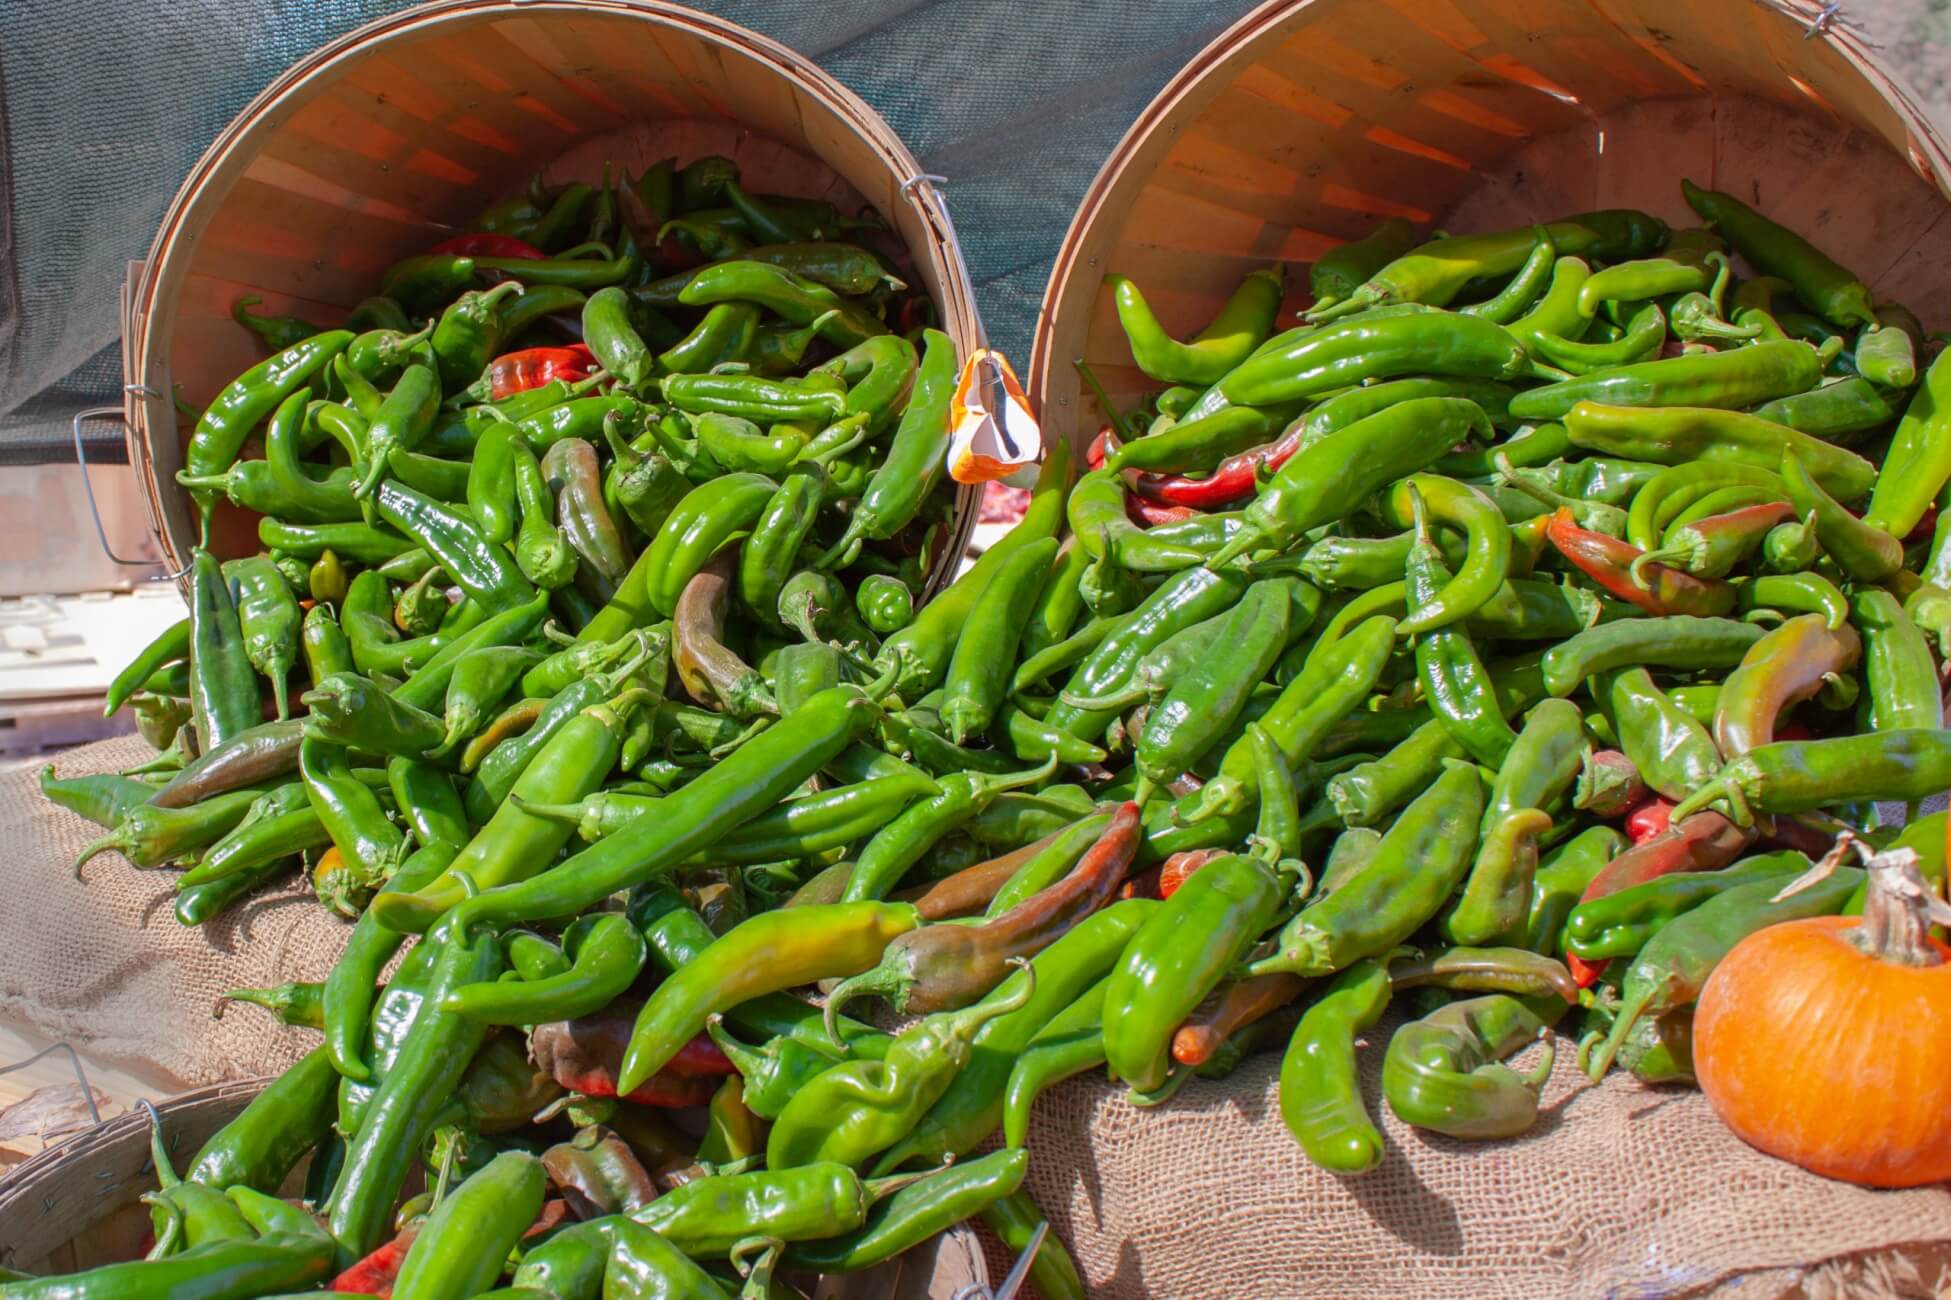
left=1158, top=848, right=1223, bottom=899
left=1126, top=494, right=1201, bottom=528
left=1625, top=797, right=1673, bottom=845
left=1133, top=422, right=1306, bottom=510
left=1086, top=427, right=1112, bottom=471
left=430, top=232, right=546, bottom=260
left=1543, top=508, right=1734, bottom=616
left=484, top=344, right=597, bottom=401
left=333, top=1225, right=417, bottom=1294
left=1579, top=810, right=1752, bottom=910
left=531, top=999, right=735, bottom=1108
left=1570, top=805, right=1748, bottom=986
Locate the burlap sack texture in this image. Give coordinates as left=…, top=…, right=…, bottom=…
left=11, top=738, right=1951, bottom=1295
left=2, top=735, right=343, bottom=1086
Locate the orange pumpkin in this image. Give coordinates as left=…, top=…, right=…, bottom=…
left=1695, top=841, right=1951, bottom=1188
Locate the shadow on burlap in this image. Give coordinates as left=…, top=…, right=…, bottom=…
left=1, top=735, right=347, bottom=1087
left=11, top=740, right=1951, bottom=1295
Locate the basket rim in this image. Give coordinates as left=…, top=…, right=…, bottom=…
left=122, top=0, right=981, bottom=587
left=1026, top=0, right=1951, bottom=413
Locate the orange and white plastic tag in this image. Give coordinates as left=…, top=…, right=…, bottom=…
left=948, top=349, right=1042, bottom=484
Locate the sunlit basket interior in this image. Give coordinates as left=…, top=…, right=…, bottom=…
left=123, top=0, right=980, bottom=582
left=1030, top=0, right=1951, bottom=448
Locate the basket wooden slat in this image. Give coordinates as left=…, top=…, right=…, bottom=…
left=0, top=1082, right=261, bottom=1277
left=124, top=0, right=981, bottom=589
left=1030, top=0, right=1951, bottom=452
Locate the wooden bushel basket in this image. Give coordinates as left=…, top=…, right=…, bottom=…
left=1018, top=2, right=1951, bottom=1297
left=0, top=1080, right=989, bottom=1295
left=1031, top=0, right=1951, bottom=445
left=118, top=0, right=981, bottom=590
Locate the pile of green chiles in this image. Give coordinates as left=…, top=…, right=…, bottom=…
left=20, top=172, right=1951, bottom=1298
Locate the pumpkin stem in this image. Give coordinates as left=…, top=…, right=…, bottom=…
left=1769, top=828, right=1862, bottom=902
left=1848, top=845, right=1951, bottom=967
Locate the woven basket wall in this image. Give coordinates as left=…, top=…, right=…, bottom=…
left=1029, top=0, right=1951, bottom=446
left=120, top=0, right=980, bottom=586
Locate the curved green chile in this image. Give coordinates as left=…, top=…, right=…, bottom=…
left=1280, top=958, right=1391, bottom=1174
left=782, top=1148, right=1028, bottom=1273
left=1109, top=268, right=1283, bottom=386
left=1408, top=499, right=1513, bottom=767
left=767, top=974, right=1031, bottom=1170
left=1583, top=864, right=1862, bottom=1078
left=1541, top=617, right=1765, bottom=697
left=1382, top=994, right=1560, bottom=1139
left=1682, top=179, right=1874, bottom=328
left=1310, top=218, right=1422, bottom=309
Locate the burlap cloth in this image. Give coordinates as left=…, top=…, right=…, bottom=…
left=1, top=735, right=346, bottom=1086
left=9, top=738, right=1951, bottom=1295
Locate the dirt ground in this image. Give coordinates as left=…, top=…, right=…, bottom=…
left=1862, top=1, right=1951, bottom=113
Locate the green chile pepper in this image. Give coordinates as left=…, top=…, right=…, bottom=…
left=1541, top=617, right=1764, bottom=697
left=1511, top=338, right=1828, bottom=421
left=1682, top=179, right=1874, bottom=328
left=183, top=331, right=354, bottom=538
left=678, top=259, right=886, bottom=348
left=1524, top=826, right=1626, bottom=954
left=767, top=968, right=1033, bottom=1170
left=328, top=928, right=502, bottom=1266
left=1780, top=448, right=1901, bottom=582
left=1851, top=588, right=1943, bottom=732
left=1382, top=994, right=1560, bottom=1139
left=641, top=473, right=778, bottom=617
left=1109, top=268, right=1283, bottom=385
left=224, top=556, right=301, bottom=721
left=1134, top=578, right=1298, bottom=795
left=1864, top=349, right=1951, bottom=537
left=301, top=672, right=445, bottom=757
left=1103, top=854, right=1287, bottom=1093
left=389, top=1151, right=545, bottom=1300
left=1209, top=397, right=1493, bottom=563
left=1565, top=399, right=1875, bottom=501
left=871, top=899, right=1157, bottom=1174
left=1253, top=760, right=1482, bottom=977
left=940, top=538, right=1060, bottom=745
left=1564, top=852, right=1807, bottom=962
left=189, top=548, right=261, bottom=752
left=442, top=912, right=646, bottom=1025
left=1280, top=957, right=1391, bottom=1174
left=1602, top=668, right=1722, bottom=802
left=1406, top=491, right=1514, bottom=767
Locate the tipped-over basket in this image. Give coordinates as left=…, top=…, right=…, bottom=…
left=1020, top=0, right=1951, bottom=1296
left=119, top=0, right=980, bottom=588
